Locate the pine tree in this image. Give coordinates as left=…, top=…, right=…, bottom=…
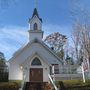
left=0, top=52, right=8, bottom=82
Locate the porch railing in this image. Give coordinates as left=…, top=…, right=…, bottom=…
left=48, top=74, right=58, bottom=90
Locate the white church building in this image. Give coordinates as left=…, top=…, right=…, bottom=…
left=9, top=8, right=88, bottom=89
left=9, top=8, right=63, bottom=83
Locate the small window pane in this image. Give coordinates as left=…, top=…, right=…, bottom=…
left=33, top=23, right=38, bottom=30
left=31, top=57, right=41, bottom=66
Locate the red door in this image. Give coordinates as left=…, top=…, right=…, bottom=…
left=30, top=68, right=43, bottom=82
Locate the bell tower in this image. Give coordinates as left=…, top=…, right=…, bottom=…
left=28, top=8, right=43, bottom=41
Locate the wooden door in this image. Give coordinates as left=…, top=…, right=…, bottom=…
left=30, top=68, right=43, bottom=82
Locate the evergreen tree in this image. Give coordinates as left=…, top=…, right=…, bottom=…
left=0, top=52, right=8, bottom=82
left=56, top=48, right=64, bottom=60
left=66, top=54, right=74, bottom=65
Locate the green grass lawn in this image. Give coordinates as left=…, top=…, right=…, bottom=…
left=56, top=79, right=90, bottom=90
left=0, top=80, right=22, bottom=90
left=0, top=79, right=90, bottom=90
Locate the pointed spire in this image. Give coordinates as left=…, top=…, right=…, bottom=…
left=31, top=8, right=42, bottom=22
left=32, top=8, right=39, bottom=18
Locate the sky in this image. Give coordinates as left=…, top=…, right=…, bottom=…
left=0, top=0, right=90, bottom=60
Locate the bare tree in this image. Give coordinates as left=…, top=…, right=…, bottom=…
left=71, top=22, right=81, bottom=62
left=79, top=25, right=90, bottom=63
left=70, top=0, right=90, bottom=64
left=72, top=22, right=90, bottom=64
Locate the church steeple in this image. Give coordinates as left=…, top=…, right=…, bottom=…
left=28, top=8, right=43, bottom=41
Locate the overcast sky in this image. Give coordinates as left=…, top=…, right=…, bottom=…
left=0, top=0, right=90, bottom=60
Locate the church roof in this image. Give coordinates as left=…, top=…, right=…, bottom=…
left=32, top=8, right=39, bottom=18
left=10, top=38, right=63, bottom=64
left=31, top=8, right=42, bottom=22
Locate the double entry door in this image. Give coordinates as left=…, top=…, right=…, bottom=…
left=30, top=68, right=43, bottom=82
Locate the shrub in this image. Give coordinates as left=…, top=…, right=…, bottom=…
left=9, top=80, right=22, bottom=88
left=59, top=81, right=66, bottom=90
left=0, top=72, right=8, bottom=82
left=0, top=82, right=19, bottom=90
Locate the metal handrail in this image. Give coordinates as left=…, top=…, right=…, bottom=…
left=48, top=74, right=58, bottom=90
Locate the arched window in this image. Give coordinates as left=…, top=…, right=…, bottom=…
left=31, top=57, right=42, bottom=66
left=33, top=23, right=38, bottom=30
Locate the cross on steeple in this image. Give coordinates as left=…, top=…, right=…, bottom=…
left=34, top=0, right=38, bottom=8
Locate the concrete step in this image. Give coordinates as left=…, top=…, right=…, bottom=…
left=22, top=82, right=52, bottom=90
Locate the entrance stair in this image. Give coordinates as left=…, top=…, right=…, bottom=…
left=22, top=82, right=52, bottom=90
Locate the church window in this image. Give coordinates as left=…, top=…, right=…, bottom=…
left=31, top=57, right=42, bottom=66
left=33, top=23, right=38, bottom=30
